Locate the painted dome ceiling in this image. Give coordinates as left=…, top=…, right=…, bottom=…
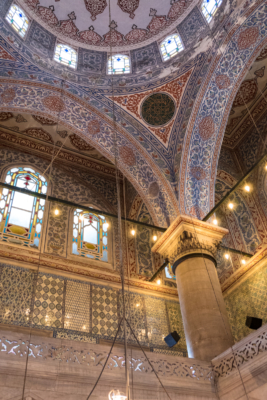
left=19, top=0, right=199, bottom=50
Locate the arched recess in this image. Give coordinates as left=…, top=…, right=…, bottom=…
left=179, top=0, right=267, bottom=218
left=0, top=81, right=179, bottom=227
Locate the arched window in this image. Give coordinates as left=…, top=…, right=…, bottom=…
left=160, top=34, right=184, bottom=61
left=72, top=209, right=108, bottom=262
left=6, top=4, right=29, bottom=38
left=0, top=167, right=47, bottom=248
left=54, top=43, right=77, bottom=69
left=108, top=54, right=130, bottom=75
left=201, top=0, right=222, bottom=23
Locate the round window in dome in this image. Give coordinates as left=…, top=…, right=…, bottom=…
left=141, top=93, right=175, bottom=126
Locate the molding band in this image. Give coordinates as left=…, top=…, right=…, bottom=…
left=172, top=253, right=217, bottom=274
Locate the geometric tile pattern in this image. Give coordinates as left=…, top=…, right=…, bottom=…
left=91, top=285, right=118, bottom=337
left=26, top=21, right=56, bottom=58
left=0, top=264, right=34, bottom=325
left=0, top=263, right=186, bottom=353
left=178, top=7, right=208, bottom=47
left=55, top=330, right=97, bottom=343
left=78, top=48, right=107, bottom=73
left=144, top=296, right=169, bottom=346
left=131, top=42, right=161, bottom=73
left=225, top=264, right=267, bottom=343
left=118, top=291, right=147, bottom=344
left=65, top=281, right=90, bottom=332
left=33, top=274, right=64, bottom=328
left=137, top=202, right=154, bottom=277
left=166, top=301, right=186, bottom=350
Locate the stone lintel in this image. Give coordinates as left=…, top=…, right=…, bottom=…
left=151, top=215, right=228, bottom=265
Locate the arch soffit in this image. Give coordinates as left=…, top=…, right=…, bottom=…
left=0, top=84, right=178, bottom=226
left=179, top=0, right=267, bottom=217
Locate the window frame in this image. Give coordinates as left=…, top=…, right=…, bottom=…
left=159, top=33, right=184, bottom=62
left=53, top=41, right=78, bottom=70
left=201, top=0, right=223, bottom=23
left=0, top=165, right=49, bottom=251
left=68, top=206, right=114, bottom=270
left=5, top=2, right=31, bottom=40
left=107, top=53, right=131, bottom=75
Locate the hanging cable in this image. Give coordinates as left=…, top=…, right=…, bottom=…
left=86, top=319, right=123, bottom=400
left=20, top=80, right=66, bottom=400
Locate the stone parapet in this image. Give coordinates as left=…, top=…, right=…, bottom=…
left=0, top=328, right=216, bottom=400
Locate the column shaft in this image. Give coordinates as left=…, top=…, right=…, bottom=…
left=175, top=255, right=234, bottom=361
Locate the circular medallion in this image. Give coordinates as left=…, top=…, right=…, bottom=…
left=141, top=93, right=175, bottom=126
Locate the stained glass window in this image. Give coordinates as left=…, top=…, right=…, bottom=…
left=54, top=43, right=77, bottom=69
left=0, top=167, right=47, bottom=249
left=108, top=54, right=130, bottom=75
left=202, top=0, right=222, bottom=23
left=5, top=4, right=29, bottom=38
left=165, top=264, right=176, bottom=281
left=160, top=34, right=184, bottom=61
left=72, top=209, right=108, bottom=262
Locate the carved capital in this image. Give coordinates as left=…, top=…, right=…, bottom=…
left=152, top=215, right=228, bottom=266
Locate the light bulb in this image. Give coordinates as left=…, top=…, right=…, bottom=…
left=244, top=185, right=250, bottom=192
left=109, top=390, right=127, bottom=400
left=54, top=209, right=59, bottom=215
left=157, top=279, right=161, bottom=285
left=131, top=229, right=135, bottom=236
left=241, top=259, right=246, bottom=265
left=153, top=235, right=158, bottom=242
left=104, top=222, right=109, bottom=230
left=212, top=219, right=218, bottom=225
left=265, top=165, right=267, bottom=171
left=228, top=203, right=234, bottom=210
left=136, top=303, right=140, bottom=307
left=224, top=253, right=230, bottom=260
left=80, top=215, right=84, bottom=221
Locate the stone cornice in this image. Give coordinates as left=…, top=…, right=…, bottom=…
left=152, top=215, right=228, bottom=264
left=0, top=244, right=178, bottom=299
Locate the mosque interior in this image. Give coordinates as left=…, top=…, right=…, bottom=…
left=0, top=0, right=267, bottom=399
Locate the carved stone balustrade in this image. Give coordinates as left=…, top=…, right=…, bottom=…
left=0, top=328, right=216, bottom=400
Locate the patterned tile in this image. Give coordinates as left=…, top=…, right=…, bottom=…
left=65, top=281, right=90, bottom=332
left=225, top=264, right=267, bottom=342
left=91, top=285, right=118, bottom=337
left=144, top=296, right=169, bottom=346
left=166, top=301, right=187, bottom=350
left=33, top=274, right=64, bottom=328
left=131, top=42, right=161, bottom=73
left=118, top=291, right=147, bottom=344
left=137, top=202, right=154, bottom=277
left=0, top=264, right=34, bottom=325
left=178, top=7, right=208, bottom=47
left=153, top=348, right=186, bottom=357
left=55, top=330, right=97, bottom=343
left=78, top=48, right=107, bottom=73
left=26, top=21, right=56, bottom=58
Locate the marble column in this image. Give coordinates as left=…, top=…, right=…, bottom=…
left=152, top=215, right=234, bottom=361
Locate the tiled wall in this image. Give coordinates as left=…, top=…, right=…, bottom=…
left=0, top=263, right=187, bottom=355
left=224, top=261, right=267, bottom=342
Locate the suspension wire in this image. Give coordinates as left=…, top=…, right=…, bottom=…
left=122, top=176, right=134, bottom=399
left=125, top=318, right=173, bottom=400
left=86, top=319, right=123, bottom=400
left=107, top=0, right=130, bottom=398
left=20, top=80, right=66, bottom=399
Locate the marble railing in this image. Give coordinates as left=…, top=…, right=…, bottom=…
left=212, top=323, right=267, bottom=378
left=0, top=330, right=214, bottom=382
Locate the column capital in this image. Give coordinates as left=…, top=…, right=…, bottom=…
left=152, top=215, right=228, bottom=267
